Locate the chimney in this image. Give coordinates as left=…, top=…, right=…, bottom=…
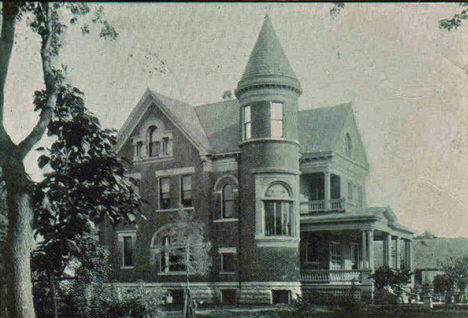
left=222, top=90, right=232, bottom=101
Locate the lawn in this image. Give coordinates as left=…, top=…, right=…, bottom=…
left=195, top=304, right=468, bottom=318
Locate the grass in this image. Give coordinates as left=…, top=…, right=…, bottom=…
left=195, top=304, right=468, bottom=318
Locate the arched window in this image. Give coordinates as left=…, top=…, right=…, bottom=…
left=264, top=183, right=292, bottom=236
left=345, top=133, right=352, bottom=158
left=222, top=184, right=234, bottom=218
left=133, top=118, right=172, bottom=160
left=160, top=236, right=186, bottom=273
left=148, top=126, right=160, bottom=157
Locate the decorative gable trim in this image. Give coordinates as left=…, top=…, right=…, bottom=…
left=114, top=89, right=210, bottom=156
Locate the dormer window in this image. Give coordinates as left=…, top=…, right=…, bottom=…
left=271, top=102, right=284, bottom=138
left=345, top=133, right=352, bottom=158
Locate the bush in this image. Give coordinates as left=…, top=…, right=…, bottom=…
left=370, top=266, right=412, bottom=290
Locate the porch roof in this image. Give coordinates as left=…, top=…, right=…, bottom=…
left=300, top=206, right=414, bottom=239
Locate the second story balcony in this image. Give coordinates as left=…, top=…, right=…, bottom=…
left=300, top=171, right=364, bottom=214
left=300, top=198, right=346, bottom=214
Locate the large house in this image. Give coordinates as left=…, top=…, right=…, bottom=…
left=100, top=15, right=414, bottom=304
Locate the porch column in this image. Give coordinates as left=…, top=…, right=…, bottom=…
left=367, top=230, right=374, bottom=271
left=394, top=236, right=400, bottom=269
left=383, top=233, right=392, bottom=267
left=362, top=231, right=368, bottom=269
left=324, top=171, right=330, bottom=209
left=405, top=239, right=413, bottom=270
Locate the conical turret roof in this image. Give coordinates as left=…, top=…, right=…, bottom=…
left=237, top=15, right=301, bottom=94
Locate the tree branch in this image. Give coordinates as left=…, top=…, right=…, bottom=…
left=18, top=3, right=58, bottom=159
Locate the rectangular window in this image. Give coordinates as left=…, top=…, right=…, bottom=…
left=162, top=137, right=169, bottom=155
left=159, top=177, right=171, bottom=209
left=330, top=242, right=342, bottom=270
left=221, top=253, right=235, bottom=273
left=243, top=105, right=251, bottom=140
left=350, top=243, right=360, bottom=270
left=136, top=142, right=143, bottom=159
left=181, top=175, right=192, bottom=207
left=347, top=182, right=353, bottom=201
left=271, top=102, right=284, bottom=138
left=150, top=141, right=160, bottom=157
left=264, top=201, right=292, bottom=236
left=222, top=185, right=235, bottom=219
left=357, top=187, right=363, bottom=207
left=123, top=236, right=133, bottom=267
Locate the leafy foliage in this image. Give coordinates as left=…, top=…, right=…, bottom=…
left=433, top=274, right=453, bottom=294
left=31, top=84, right=141, bottom=317
left=330, top=3, right=345, bottom=16
left=165, top=210, right=212, bottom=279
left=442, top=255, right=468, bottom=292
left=370, top=265, right=412, bottom=290
left=440, top=3, right=468, bottom=31
left=414, top=230, right=438, bottom=240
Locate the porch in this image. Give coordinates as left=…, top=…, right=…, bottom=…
left=300, top=208, right=414, bottom=287
left=301, top=269, right=371, bottom=284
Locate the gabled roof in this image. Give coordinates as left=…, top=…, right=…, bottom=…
left=114, top=89, right=211, bottom=155
left=115, top=88, right=362, bottom=158
left=193, top=100, right=357, bottom=155
left=237, top=15, right=301, bottom=93
left=194, top=100, right=240, bottom=154
left=298, top=103, right=352, bottom=154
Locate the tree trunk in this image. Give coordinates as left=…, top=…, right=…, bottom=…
left=50, top=275, right=59, bottom=318
left=4, top=163, right=36, bottom=318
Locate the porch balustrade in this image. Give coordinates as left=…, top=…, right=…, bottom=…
left=300, top=269, right=371, bottom=283
left=300, top=198, right=346, bottom=214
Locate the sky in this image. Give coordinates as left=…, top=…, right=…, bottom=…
left=4, top=3, right=468, bottom=237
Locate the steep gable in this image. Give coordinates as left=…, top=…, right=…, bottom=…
left=332, top=106, right=369, bottom=168
left=114, top=89, right=211, bottom=155
left=298, top=104, right=351, bottom=154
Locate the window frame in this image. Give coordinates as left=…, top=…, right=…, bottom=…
left=243, top=105, right=251, bottom=140
left=118, top=231, right=136, bottom=269
left=270, top=101, right=284, bottom=138
left=159, top=177, right=171, bottom=210
left=160, top=236, right=187, bottom=273
left=345, top=133, right=352, bottom=159
left=263, top=183, right=293, bottom=237
left=180, top=174, right=193, bottom=207
left=350, top=243, right=360, bottom=270
left=330, top=242, right=342, bottom=270
left=221, top=184, right=235, bottom=219
left=219, top=247, right=237, bottom=274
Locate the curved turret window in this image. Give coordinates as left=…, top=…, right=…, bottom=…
left=243, top=105, right=251, bottom=140
left=264, top=183, right=292, bottom=236
left=345, top=133, right=352, bottom=158
left=271, top=102, right=284, bottom=138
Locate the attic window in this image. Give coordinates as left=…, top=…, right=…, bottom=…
left=133, top=120, right=172, bottom=161
left=345, top=133, right=352, bottom=158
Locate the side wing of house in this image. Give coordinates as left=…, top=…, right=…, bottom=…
left=102, top=90, right=215, bottom=283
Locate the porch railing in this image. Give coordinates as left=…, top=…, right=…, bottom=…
left=300, top=270, right=371, bottom=283
left=300, top=198, right=346, bottom=214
